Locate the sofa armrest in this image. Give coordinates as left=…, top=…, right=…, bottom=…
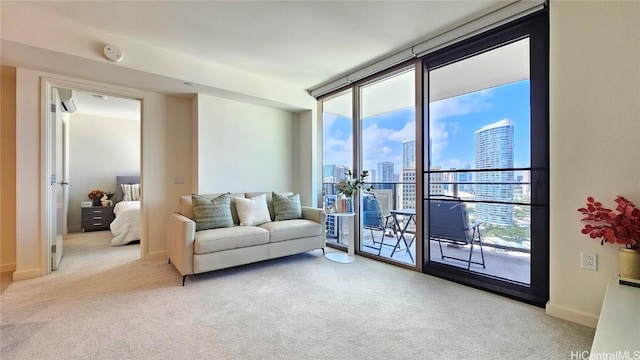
left=301, top=206, right=326, bottom=225
left=166, top=213, right=196, bottom=276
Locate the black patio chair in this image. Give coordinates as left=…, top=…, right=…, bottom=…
left=362, top=194, right=395, bottom=255
left=429, top=197, right=486, bottom=270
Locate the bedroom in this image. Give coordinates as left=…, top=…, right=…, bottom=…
left=59, top=87, right=142, bottom=256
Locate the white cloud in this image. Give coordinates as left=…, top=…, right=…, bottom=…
left=429, top=92, right=493, bottom=163
left=323, top=113, right=338, bottom=130
left=388, top=121, right=415, bottom=142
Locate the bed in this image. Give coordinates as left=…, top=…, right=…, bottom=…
left=110, top=176, right=141, bottom=246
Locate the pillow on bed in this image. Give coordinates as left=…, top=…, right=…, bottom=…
left=122, top=183, right=140, bottom=201
left=191, top=193, right=234, bottom=231
left=234, top=194, right=272, bottom=226
left=272, top=192, right=302, bottom=221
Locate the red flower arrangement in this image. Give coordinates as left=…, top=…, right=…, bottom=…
left=577, top=196, right=640, bottom=250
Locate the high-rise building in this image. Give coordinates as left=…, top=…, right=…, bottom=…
left=377, top=161, right=394, bottom=190
left=336, top=165, right=348, bottom=181
left=475, top=119, right=514, bottom=226
left=398, top=168, right=416, bottom=209
left=368, top=169, right=376, bottom=183
left=323, top=164, right=336, bottom=182
left=429, top=166, right=445, bottom=196
left=399, top=139, right=417, bottom=210
left=403, top=139, right=415, bottom=168
left=458, top=163, right=473, bottom=193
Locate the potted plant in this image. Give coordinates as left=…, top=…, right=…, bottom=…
left=88, top=189, right=105, bottom=206
left=578, top=196, right=640, bottom=280
left=336, top=167, right=373, bottom=213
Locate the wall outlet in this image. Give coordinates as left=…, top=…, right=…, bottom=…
left=581, top=252, right=597, bottom=271
left=174, top=176, right=184, bottom=184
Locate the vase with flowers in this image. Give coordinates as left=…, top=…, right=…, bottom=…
left=88, top=189, right=105, bottom=206
left=335, top=168, right=373, bottom=213
left=578, top=196, right=640, bottom=281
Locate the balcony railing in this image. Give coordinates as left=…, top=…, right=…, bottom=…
left=322, top=181, right=532, bottom=255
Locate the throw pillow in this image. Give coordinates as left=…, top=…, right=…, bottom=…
left=121, top=183, right=140, bottom=201
left=234, top=194, right=272, bottom=226
left=273, top=192, right=302, bottom=221
left=191, top=193, right=234, bottom=231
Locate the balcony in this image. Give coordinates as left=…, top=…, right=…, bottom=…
left=323, top=181, right=532, bottom=285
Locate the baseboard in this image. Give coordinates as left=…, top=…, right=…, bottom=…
left=146, top=251, right=166, bottom=261
left=0, top=263, right=16, bottom=272
left=545, top=301, right=598, bottom=328
left=12, top=268, right=43, bottom=280
left=68, top=226, right=82, bottom=233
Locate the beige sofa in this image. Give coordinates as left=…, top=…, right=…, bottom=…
left=167, top=192, right=326, bottom=285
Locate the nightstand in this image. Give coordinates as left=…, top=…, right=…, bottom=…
left=81, top=206, right=115, bottom=232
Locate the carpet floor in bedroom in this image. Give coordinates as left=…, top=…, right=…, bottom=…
left=1, top=231, right=594, bottom=359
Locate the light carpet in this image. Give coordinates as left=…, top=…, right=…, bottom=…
left=1, top=231, right=594, bottom=360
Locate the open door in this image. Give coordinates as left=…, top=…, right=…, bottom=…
left=50, top=88, right=65, bottom=270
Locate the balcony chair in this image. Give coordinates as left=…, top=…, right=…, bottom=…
left=429, top=197, right=486, bottom=270
left=362, top=194, right=396, bottom=256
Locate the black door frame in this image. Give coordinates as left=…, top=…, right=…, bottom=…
left=421, top=10, right=549, bottom=306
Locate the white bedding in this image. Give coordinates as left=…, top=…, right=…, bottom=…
left=110, top=200, right=141, bottom=246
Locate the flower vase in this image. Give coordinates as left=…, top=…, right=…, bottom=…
left=92, top=198, right=101, bottom=206
left=346, top=196, right=354, bottom=213
left=619, top=247, right=640, bottom=280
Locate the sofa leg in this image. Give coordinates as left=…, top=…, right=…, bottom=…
left=168, top=258, right=171, bottom=265
left=322, top=248, right=325, bottom=255
left=182, top=275, right=187, bottom=286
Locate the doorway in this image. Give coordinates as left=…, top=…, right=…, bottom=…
left=45, top=82, right=143, bottom=272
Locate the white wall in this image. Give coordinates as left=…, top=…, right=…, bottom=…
left=67, top=113, right=140, bottom=232
left=13, top=68, right=193, bottom=279
left=195, top=94, right=295, bottom=194
left=547, top=1, right=640, bottom=327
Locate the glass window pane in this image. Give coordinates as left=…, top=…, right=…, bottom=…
left=359, top=68, right=416, bottom=266
left=322, top=90, right=352, bottom=247
left=427, top=38, right=531, bottom=285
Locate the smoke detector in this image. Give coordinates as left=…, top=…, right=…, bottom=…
left=103, top=45, right=124, bottom=63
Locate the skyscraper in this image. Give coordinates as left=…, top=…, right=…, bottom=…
left=398, top=168, right=416, bottom=209
left=336, top=165, right=348, bottom=181
left=377, top=162, right=394, bottom=191
left=323, top=164, right=336, bottom=182
left=458, top=163, right=473, bottom=193
left=400, top=139, right=416, bottom=209
left=475, top=119, right=514, bottom=226
left=402, top=139, right=415, bottom=168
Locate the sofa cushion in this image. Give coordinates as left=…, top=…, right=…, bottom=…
left=245, top=192, right=274, bottom=221
left=181, top=193, right=244, bottom=224
left=234, top=194, right=272, bottom=226
left=273, top=192, right=302, bottom=221
left=260, top=219, right=323, bottom=243
left=194, top=226, right=269, bottom=254
left=191, top=193, right=234, bottom=231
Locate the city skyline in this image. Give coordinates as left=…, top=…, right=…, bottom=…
left=322, top=79, right=530, bottom=175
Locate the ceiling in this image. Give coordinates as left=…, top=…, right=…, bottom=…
left=61, top=89, right=141, bottom=121
left=5, top=0, right=506, bottom=91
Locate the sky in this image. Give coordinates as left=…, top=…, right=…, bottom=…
left=323, top=80, right=531, bottom=175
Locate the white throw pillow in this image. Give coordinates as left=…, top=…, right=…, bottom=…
left=234, top=194, right=272, bottom=226
left=121, top=183, right=140, bottom=201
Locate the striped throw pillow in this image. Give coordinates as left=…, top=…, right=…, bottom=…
left=272, top=192, right=302, bottom=221
left=191, top=193, right=234, bottom=231
left=121, top=183, right=140, bottom=201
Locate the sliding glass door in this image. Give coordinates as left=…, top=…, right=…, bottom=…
left=358, top=68, right=416, bottom=266
left=423, top=13, right=548, bottom=305
left=318, top=9, right=548, bottom=306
